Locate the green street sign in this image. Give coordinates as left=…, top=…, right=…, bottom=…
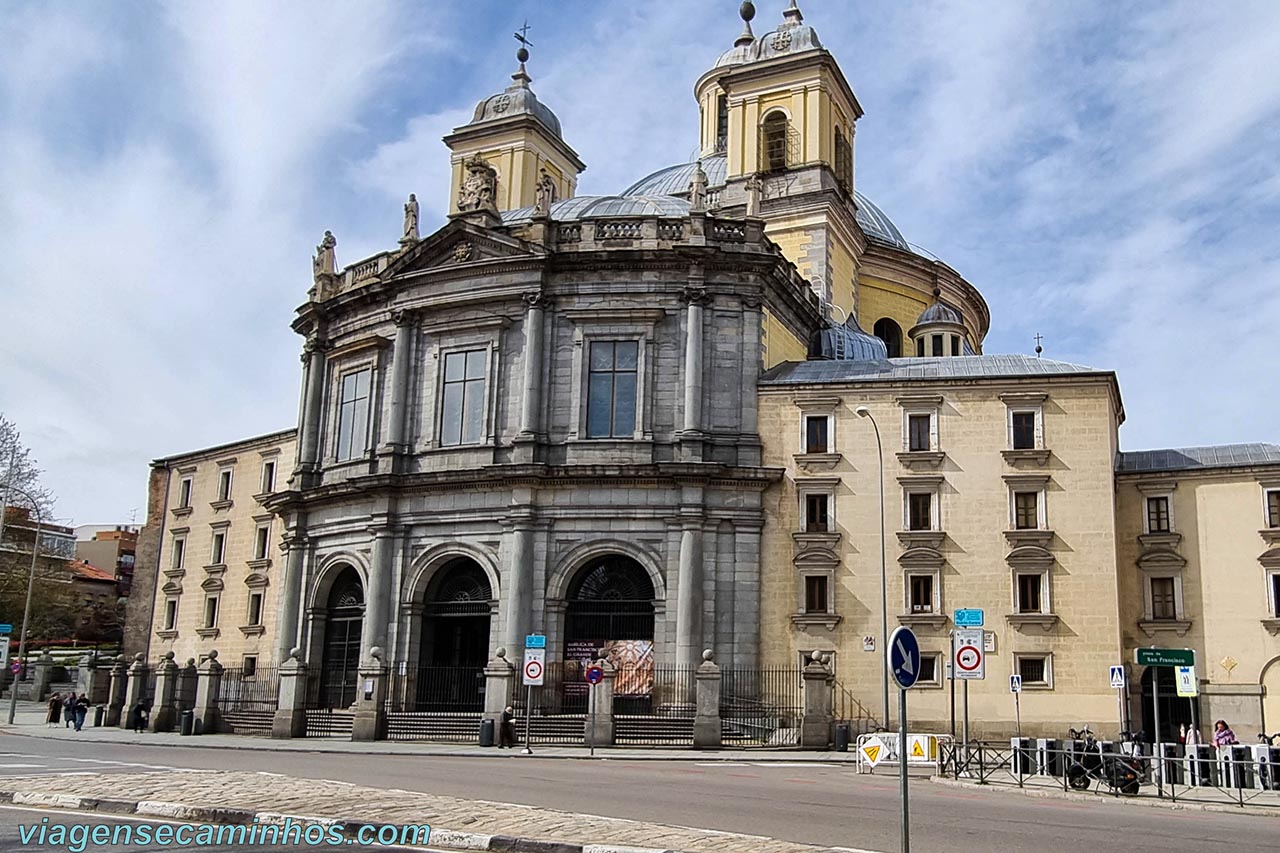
left=1135, top=647, right=1195, bottom=667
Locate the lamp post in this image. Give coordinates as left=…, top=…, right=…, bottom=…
left=856, top=405, right=890, bottom=730
left=1, top=485, right=50, bottom=725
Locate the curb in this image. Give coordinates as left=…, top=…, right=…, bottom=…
left=0, top=787, right=689, bottom=853
left=928, top=775, right=1280, bottom=819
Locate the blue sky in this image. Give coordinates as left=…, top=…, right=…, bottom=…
left=1, top=0, right=1277, bottom=524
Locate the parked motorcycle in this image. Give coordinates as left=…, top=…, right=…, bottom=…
left=1065, top=726, right=1143, bottom=796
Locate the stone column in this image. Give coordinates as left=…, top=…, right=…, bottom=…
left=272, top=648, right=308, bottom=739
left=351, top=647, right=388, bottom=742
left=104, top=655, right=128, bottom=727
left=694, top=650, right=722, bottom=749
left=482, top=649, right=517, bottom=730
left=383, top=312, right=414, bottom=457
left=502, top=519, right=535, bottom=654
left=675, top=522, right=704, bottom=672
left=585, top=657, right=615, bottom=748
left=275, top=532, right=308, bottom=664
left=78, top=654, right=109, bottom=706
left=681, top=290, right=706, bottom=434
left=515, top=294, right=545, bottom=460
left=800, top=654, right=835, bottom=749
left=295, top=341, right=326, bottom=475
left=149, top=652, right=179, bottom=733
left=176, top=658, right=198, bottom=711
left=362, top=528, right=395, bottom=665
left=31, top=650, right=54, bottom=702
left=121, top=653, right=150, bottom=730
left=192, top=650, right=224, bottom=735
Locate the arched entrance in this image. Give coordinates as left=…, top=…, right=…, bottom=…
left=565, top=556, right=656, bottom=713
left=1141, top=666, right=1200, bottom=743
left=319, top=565, right=364, bottom=708
left=873, top=318, right=903, bottom=359
left=416, top=558, right=492, bottom=711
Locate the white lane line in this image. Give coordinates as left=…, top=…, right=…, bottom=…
left=753, top=762, right=839, bottom=768
left=695, top=762, right=754, bottom=766
left=0, top=764, right=45, bottom=769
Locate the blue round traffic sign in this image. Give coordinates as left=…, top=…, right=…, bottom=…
left=584, top=665, right=604, bottom=685
left=888, top=626, right=921, bottom=689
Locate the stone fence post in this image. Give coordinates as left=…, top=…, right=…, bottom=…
left=150, top=652, right=179, bottom=732
left=272, top=648, right=308, bottom=739
left=800, top=653, right=834, bottom=749
left=104, top=655, right=128, bottom=726
left=121, top=653, right=150, bottom=730
left=78, top=654, right=110, bottom=706
left=31, top=651, right=54, bottom=702
left=192, top=650, right=224, bottom=734
left=585, top=655, right=615, bottom=748
left=694, top=649, right=722, bottom=749
left=176, top=658, right=198, bottom=711
left=482, top=648, right=516, bottom=739
left=351, top=646, right=388, bottom=742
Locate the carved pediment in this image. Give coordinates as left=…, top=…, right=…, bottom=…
left=794, top=547, right=841, bottom=570
left=899, top=546, right=945, bottom=568
left=1137, top=548, right=1187, bottom=572
left=1259, top=546, right=1280, bottom=569
left=1007, top=544, right=1054, bottom=569
left=383, top=220, right=536, bottom=279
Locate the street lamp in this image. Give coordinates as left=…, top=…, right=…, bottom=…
left=1, top=485, right=52, bottom=725
left=855, top=405, right=890, bottom=730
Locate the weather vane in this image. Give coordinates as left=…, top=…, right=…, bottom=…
left=514, top=20, right=533, bottom=50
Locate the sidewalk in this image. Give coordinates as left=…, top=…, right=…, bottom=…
left=0, top=702, right=862, bottom=764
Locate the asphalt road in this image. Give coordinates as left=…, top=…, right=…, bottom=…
left=1, top=734, right=1276, bottom=853
left=0, top=804, right=445, bottom=852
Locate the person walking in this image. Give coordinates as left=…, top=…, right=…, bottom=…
left=62, top=693, right=76, bottom=728
left=1212, top=719, right=1237, bottom=747
left=499, top=705, right=516, bottom=748
left=73, top=694, right=89, bottom=732
left=131, top=700, right=150, bottom=734
left=46, top=693, right=62, bottom=728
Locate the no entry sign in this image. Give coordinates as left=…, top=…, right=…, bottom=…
left=522, top=648, right=545, bottom=686
left=954, top=629, right=985, bottom=680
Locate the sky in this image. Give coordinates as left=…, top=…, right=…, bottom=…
left=0, top=0, right=1278, bottom=525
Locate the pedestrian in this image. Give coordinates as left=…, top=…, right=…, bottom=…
left=499, top=705, right=516, bottom=748
left=1185, top=723, right=1201, bottom=747
left=131, top=700, right=150, bottom=734
left=73, top=694, right=89, bottom=732
left=46, top=693, right=62, bottom=728
left=1212, top=719, right=1237, bottom=747
left=62, top=693, right=76, bottom=728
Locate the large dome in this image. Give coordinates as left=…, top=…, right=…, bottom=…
left=502, top=194, right=690, bottom=224
left=620, top=154, right=911, bottom=251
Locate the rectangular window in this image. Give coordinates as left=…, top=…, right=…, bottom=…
left=908, top=493, right=932, bottom=531
left=260, top=460, right=276, bottom=494
left=1272, top=573, right=1280, bottom=618
left=1146, top=496, right=1171, bottom=533
left=217, top=468, right=233, bottom=502
left=715, top=93, right=729, bottom=151
left=805, top=415, right=829, bottom=454
left=178, top=477, right=193, bottom=509
left=908, top=414, right=931, bottom=452
left=918, top=654, right=939, bottom=685
left=1014, top=492, right=1039, bottom=530
left=909, top=575, right=934, bottom=613
left=915, top=338, right=925, bottom=357
left=441, top=349, right=487, bottom=446
left=931, top=335, right=943, bottom=357
left=254, top=525, right=270, bottom=561
left=204, top=596, right=219, bottom=629
left=804, top=575, right=829, bottom=614
left=586, top=341, right=639, bottom=439
left=164, top=599, right=178, bottom=631
left=1018, top=656, right=1049, bottom=686
left=1016, top=573, right=1043, bottom=613
left=805, top=494, right=830, bottom=533
left=211, top=532, right=226, bottom=566
left=1011, top=412, right=1037, bottom=450
left=336, top=368, right=373, bottom=461
left=1151, top=577, right=1177, bottom=620
left=1268, top=490, right=1280, bottom=529
left=248, top=591, right=264, bottom=627
left=243, top=655, right=258, bottom=678
left=951, top=336, right=961, bottom=357
left=171, top=538, right=185, bottom=570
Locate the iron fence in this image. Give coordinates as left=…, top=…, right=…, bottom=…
left=720, top=666, right=803, bottom=747
left=220, top=666, right=280, bottom=713
left=387, top=664, right=485, bottom=712
left=612, top=664, right=696, bottom=747
left=304, top=664, right=358, bottom=711
left=833, top=681, right=881, bottom=735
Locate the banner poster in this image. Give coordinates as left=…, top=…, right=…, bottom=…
left=563, top=639, right=654, bottom=697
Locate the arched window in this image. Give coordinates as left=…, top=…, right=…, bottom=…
left=761, top=112, right=789, bottom=172
left=873, top=318, right=903, bottom=359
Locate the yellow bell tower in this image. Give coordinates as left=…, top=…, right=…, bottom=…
left=693, top=2, right=864, bottom=318
left=442, top=34, right=585, bottom=215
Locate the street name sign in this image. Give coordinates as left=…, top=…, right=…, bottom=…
left=1176, top=665, right=1199, bottom=698
left=522, top=648, right=545, bottom=685
left=1109, top=665, right=1126, bottom=689
left=525, top=634, right=546, bottom=649
left=0, top=623, right=12, bottom=635
left=888, top=626, right=921, bottom=689
left=953, top=609, right=984, bottom=628
left=1135, top=648, right=1194, bottom=667
left=954, top=629, right=985, bottom=680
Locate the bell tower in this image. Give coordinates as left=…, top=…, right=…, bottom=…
left=442, top=28, right=585, bottom=216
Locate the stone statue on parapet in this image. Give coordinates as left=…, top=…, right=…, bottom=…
left=458, top=154, right=498, bottom=214
left=402, top=193, right=419, bottom=243
left=312, top=230, right=336, bottom=278
left=689, top=160, right=708, bottom=213
left=534, top=169, right=556, bottom=216
left=745, top=172, right=763, bottom=217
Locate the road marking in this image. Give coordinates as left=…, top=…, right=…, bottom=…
left=696, top=762, right=753, bottom=767
left=755, top=762, right=839, bottom=768
left=0, top=764, right=44, bottom=769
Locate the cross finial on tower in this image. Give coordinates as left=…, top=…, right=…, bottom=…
left=514, top=20, right=533, bottom=53
left=511, top=20, right=534, bottom=86
left=1034, top=332, right=1044, bottom=357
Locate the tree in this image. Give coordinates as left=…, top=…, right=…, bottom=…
left=0, top=414, right=53, bottom=516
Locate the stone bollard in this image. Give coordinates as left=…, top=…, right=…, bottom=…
left=693, top=649, right=722, bottom=749
left=78, top=654, right=110, bottom=706
left=585, top=652, right=615, bottom=748
left=121, top=653, right=150, bottom=730
left=272, top=648, right=308, bottom=739
left=149, top=652, right=179, bottom=732
left=176, top=658, right=198, bottom=711
left=192, top=650, right=224, bottom=735
left=351, top=647, right=388, bottom=742
left=800, top=652, right=835, bottom=749
left=104, top=655, right=128, bottom=726
left=31, top=651, right=55, bottom=702
left=482, top=648, right=516, bottom=739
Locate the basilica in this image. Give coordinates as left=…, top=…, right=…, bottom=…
left=128, top=3, right=1280, bottom=740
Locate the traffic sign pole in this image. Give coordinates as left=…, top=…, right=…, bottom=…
left=1152, top=674, right=1162, bottom=798
left=899, top=685, right=910, bottom=853
left=887, top=626, right=919, bottom=853
left=523, top=685, right=533, bottom=755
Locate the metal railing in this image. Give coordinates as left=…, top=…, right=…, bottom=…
left=220, top=666, right=280, bottom=713
left=387, top=664, right=485, bottom=713
left=720, top=666, right=802, bottom=747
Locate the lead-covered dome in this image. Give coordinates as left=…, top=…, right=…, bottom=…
left=468, top=62, right=563, bottom=138
left=503, top=194, right=690, bottom=224
left=809, top=315, right=889, bottom=361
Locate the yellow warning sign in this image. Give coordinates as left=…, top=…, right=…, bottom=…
left=860, top=735, right=888, bottom=767
left=863, top=744, right=881, bottom=763
left=910, top=740, right=925, bottom=758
